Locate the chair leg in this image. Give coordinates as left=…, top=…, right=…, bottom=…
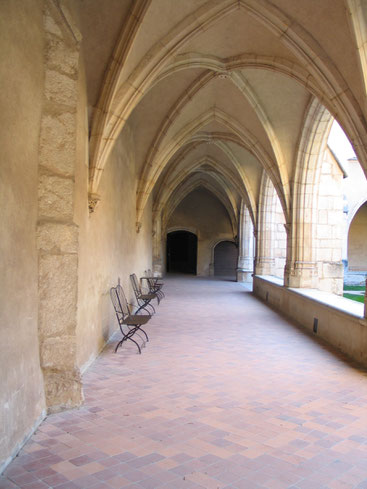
left=136, top=303, right=152, bottom=316
left=138, top=326, right=149, bottom=342
left=147, top=302, right=155, bottom=314
left=115, top=326, right=142, bottom=354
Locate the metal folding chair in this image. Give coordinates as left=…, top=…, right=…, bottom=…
left=130, top=273, right=158, bottom=313
left=141, top=269, right=165, bottom=301
left=110, top=284, right=150, bottom=354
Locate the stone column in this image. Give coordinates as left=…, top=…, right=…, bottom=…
left=37, top=3, right=82, bottom=412
left=152, top=217, right=164, bottom=277
left=254, top=210, right=275, bottom=276
left=284, top=221, right=318, bottom=288
left=236, top=203, right=254, bottom=282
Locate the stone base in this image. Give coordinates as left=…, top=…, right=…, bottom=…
left=236, top=269, right=253, bottom=282
left=284, top=262, right=318, bottom=289
left=43, top=368, right=83, bottom=414
left=153, top=262, right=163, bottom=277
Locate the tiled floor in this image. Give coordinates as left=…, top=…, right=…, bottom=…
left=2, top=276, right=367, bottom=489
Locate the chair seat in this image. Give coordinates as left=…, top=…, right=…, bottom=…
left=141, top=293, right=156, bottom=300
left=123, top=315, right=150, bottom=325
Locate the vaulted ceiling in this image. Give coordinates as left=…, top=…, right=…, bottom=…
left=78, top=0, right=367, bottom=229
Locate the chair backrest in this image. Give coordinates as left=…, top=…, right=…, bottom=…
left=110, top=284, right=131, bottom=323
left=130, top=273, right=141, bottom=300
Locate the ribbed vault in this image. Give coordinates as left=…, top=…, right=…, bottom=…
left=87, top=0, right=367, bottom=214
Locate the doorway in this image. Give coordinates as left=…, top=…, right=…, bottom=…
left=214, top=241, right=238, bottom=278
left=166, top=231, right=197, bottom=274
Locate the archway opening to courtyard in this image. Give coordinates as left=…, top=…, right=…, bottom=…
left=347, top=201, right=367, bottom=277
left=166, top=231, right=197, bottom=274
left=213, top=240, right=238, bottom=279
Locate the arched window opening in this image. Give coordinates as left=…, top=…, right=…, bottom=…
left=328, top=120, right=367, bottom=292
left=213, top=241, right=238, bottom=279
left=346, top=201, right=367, bottom=286
left=166, top=231, right=197, bottom=274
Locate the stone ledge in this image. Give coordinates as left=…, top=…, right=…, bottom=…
left=254, top=275, right=367, bottom=368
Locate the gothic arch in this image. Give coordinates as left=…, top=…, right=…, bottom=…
left=285, top=98, right=333, bottom=287
left=89, top=0, right=367, bottom=198
left=162, top=176, right=238, bottom=237
left=136, top=107, right=284, bottom=227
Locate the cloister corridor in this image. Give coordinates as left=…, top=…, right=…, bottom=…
left=2, top=276, right=367, bottom=489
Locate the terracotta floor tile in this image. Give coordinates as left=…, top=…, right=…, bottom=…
left=2, top=277, right=367, bottom=489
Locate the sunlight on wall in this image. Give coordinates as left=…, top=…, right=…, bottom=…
left=328, top=120, right=356, bottom=162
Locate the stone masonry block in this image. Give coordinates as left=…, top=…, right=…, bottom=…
left=318, top=210, right=327, bottom=224
left=41, top=336, right=76, bottom=369
left=322, top=262, right=344, bottom=279
left=38, top=173, right=74, bottom=220
left=37, top=222, right=78, bottom=253
left=45, top=38, right=78, bottom=77
left=45, top=69, right=77, bottom=106
left=317, top=224, right=330, bottom=239
left=44, top=9, right=63, bottom=38
left=43, top=368, right=83, bottom=412
left=39, top=113, right=76, bottom=175
left=39, top=254, right=77, bottom=338
left=317, top=248, right=332, bottom=261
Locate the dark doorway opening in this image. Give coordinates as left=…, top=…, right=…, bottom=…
left=167, top=231, right=197, bottom=274
left=214, top=241, right=238, bottom=278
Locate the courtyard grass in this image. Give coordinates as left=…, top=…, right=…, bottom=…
left=343, top=284, right=365, bottom=303
left=343, top=293, right=365, bottom=303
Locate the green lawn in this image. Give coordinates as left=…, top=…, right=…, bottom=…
left=343, top=293, right=365, bottom=303
left=343, top=284, right=365, bottom=303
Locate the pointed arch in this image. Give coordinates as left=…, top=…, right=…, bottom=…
left=285, top=98, right=333, bottom=288
left=162, top=175, right=238, bottom=237
left=153, top=154, right=256, bottom=227
left=136, top=107, right=284, bottom=226
left=89, top=0, right=367, bottom=197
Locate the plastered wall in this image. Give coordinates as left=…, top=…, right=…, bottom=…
left=0, top=0, right=46, bottom=471
left=168, top=189, right=234, bottom=276
left=75, top=118, right=153, bottom=371
left=0, top=2, right=154, bottom=469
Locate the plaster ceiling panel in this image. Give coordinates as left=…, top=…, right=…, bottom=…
left=226, top=141, right=263, bottom=203
left=153, top=141, right=238, bottom=200
left=240, top=68, right=311, bottom=177
left=162, top=77, right=275, bottom=158
left=122, top=0, right=209, bottom=82
left=179, top=7, right=299, bottom=62
left=272, top=0, right=363, bottom=103
left=128, top=68, right=205, bottom=175
left=168, top=187, right=233, bottom=235
left=78, top=0, right=134, bottom=110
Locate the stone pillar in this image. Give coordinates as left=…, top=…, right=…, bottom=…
left=236, top=203, right=254, bottom=282
left=37, top=3, right=82, bottom=412
left=254, top=210, right=275, bottom=276
left=152, top=217, right=163, bottom=277
left=284, top=221, right=318, bottom=288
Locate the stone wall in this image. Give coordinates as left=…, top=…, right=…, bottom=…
left=168, top=188, right=234, bottom=276
left=0, top=0, right=46, bottom=472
